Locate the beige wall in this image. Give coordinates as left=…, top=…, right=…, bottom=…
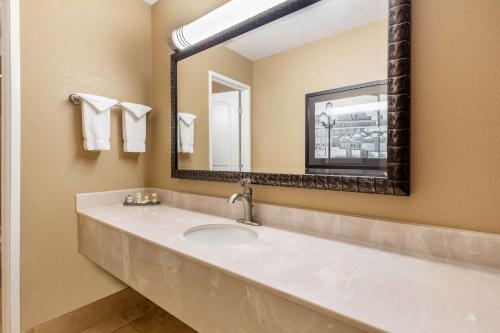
left=151, top=0, right=500, bottom=235
left=252, top=20, right=387, bottom=173
left=21, top=0, right=152, bottom=330
left=178, top=45, right=252, bottom=169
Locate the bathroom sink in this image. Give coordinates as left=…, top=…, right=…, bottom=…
left=183, top=224, right=258, bottom=246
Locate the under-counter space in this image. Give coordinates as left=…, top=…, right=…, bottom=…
left=76, top=199, right=500, bottom=333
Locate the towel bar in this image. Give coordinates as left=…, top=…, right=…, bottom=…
left=69, top=94, right=82, bottom=105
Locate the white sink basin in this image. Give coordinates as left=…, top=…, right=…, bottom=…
left=183, top=224, right=258, bottom=246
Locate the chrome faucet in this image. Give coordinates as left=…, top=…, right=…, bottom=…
left=227, top=182, right=261, bottom=226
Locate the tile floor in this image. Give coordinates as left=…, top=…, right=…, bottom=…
left=27, top=288, right=196, bottom=333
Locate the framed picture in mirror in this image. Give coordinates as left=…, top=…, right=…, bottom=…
left=305, top=80, right=388, bottom=176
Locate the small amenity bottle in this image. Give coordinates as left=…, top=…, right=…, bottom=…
left=135, top=192, right=142, bottom=204
left=126, top=194, right=133, bottom=204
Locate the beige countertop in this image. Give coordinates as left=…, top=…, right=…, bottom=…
left=77, top=203, right=500, bottom=333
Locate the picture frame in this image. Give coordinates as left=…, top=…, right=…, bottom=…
left=305, top=80, right=388, bottom=176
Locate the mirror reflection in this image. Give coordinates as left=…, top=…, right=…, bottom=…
left=177, top=0, right=388, bottom=176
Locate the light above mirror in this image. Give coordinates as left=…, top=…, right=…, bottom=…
left=169, top=0, right=289, bottom=51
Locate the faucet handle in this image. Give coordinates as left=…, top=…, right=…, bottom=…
left=238, top=176, right=253, bottom=195
left=238, top=176, right=251, bottom=187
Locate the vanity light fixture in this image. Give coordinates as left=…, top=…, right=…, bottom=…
left=169, top=0, right=288, bottom=51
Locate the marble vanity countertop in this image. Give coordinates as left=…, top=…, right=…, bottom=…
left=77, top=204, right=500, bottom=333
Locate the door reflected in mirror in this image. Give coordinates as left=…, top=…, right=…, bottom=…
left=208, top=72, right=251, bottom=172
left=176, top=0, right=389, bottom=176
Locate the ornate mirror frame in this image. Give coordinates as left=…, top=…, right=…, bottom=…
left=171, top=0, right=411, bottom=196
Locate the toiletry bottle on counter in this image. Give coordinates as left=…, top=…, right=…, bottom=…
left=126, top=194, right=133, bottom=204
left=144, top=193, right=150, bottom=203
left=135, top=192, right=142, bottom=204
left=151, top=193, right=158, bottom=203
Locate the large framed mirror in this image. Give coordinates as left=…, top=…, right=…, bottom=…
left=171, top=0, right=411, bottom=195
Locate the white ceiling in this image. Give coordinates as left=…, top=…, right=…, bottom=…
left=225, top=0, right=387, bottom=61
left=143, top=0, right=159, bottom=5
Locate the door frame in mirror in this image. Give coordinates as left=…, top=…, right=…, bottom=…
left=171, top=0, right=411, bottom=196
left=208, top=71, right=252, bottom=172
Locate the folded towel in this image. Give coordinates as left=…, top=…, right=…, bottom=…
left=121, top=102, right=152, bottom=153
left=77, top=93, right=119, bottom=151
left=178, top=112, right=197, bottom=153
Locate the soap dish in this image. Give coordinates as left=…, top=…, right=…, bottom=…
left=123, top=201, right=161, bottom=207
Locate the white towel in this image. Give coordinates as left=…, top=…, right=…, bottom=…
left=77, top=93, right=119, bottom=151
left=121, top=102, right=152, bottom=153
left=178, top=113, right=197, bottom=153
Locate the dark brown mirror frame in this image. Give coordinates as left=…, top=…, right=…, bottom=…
left=171, top=0, right=411, bottom=196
